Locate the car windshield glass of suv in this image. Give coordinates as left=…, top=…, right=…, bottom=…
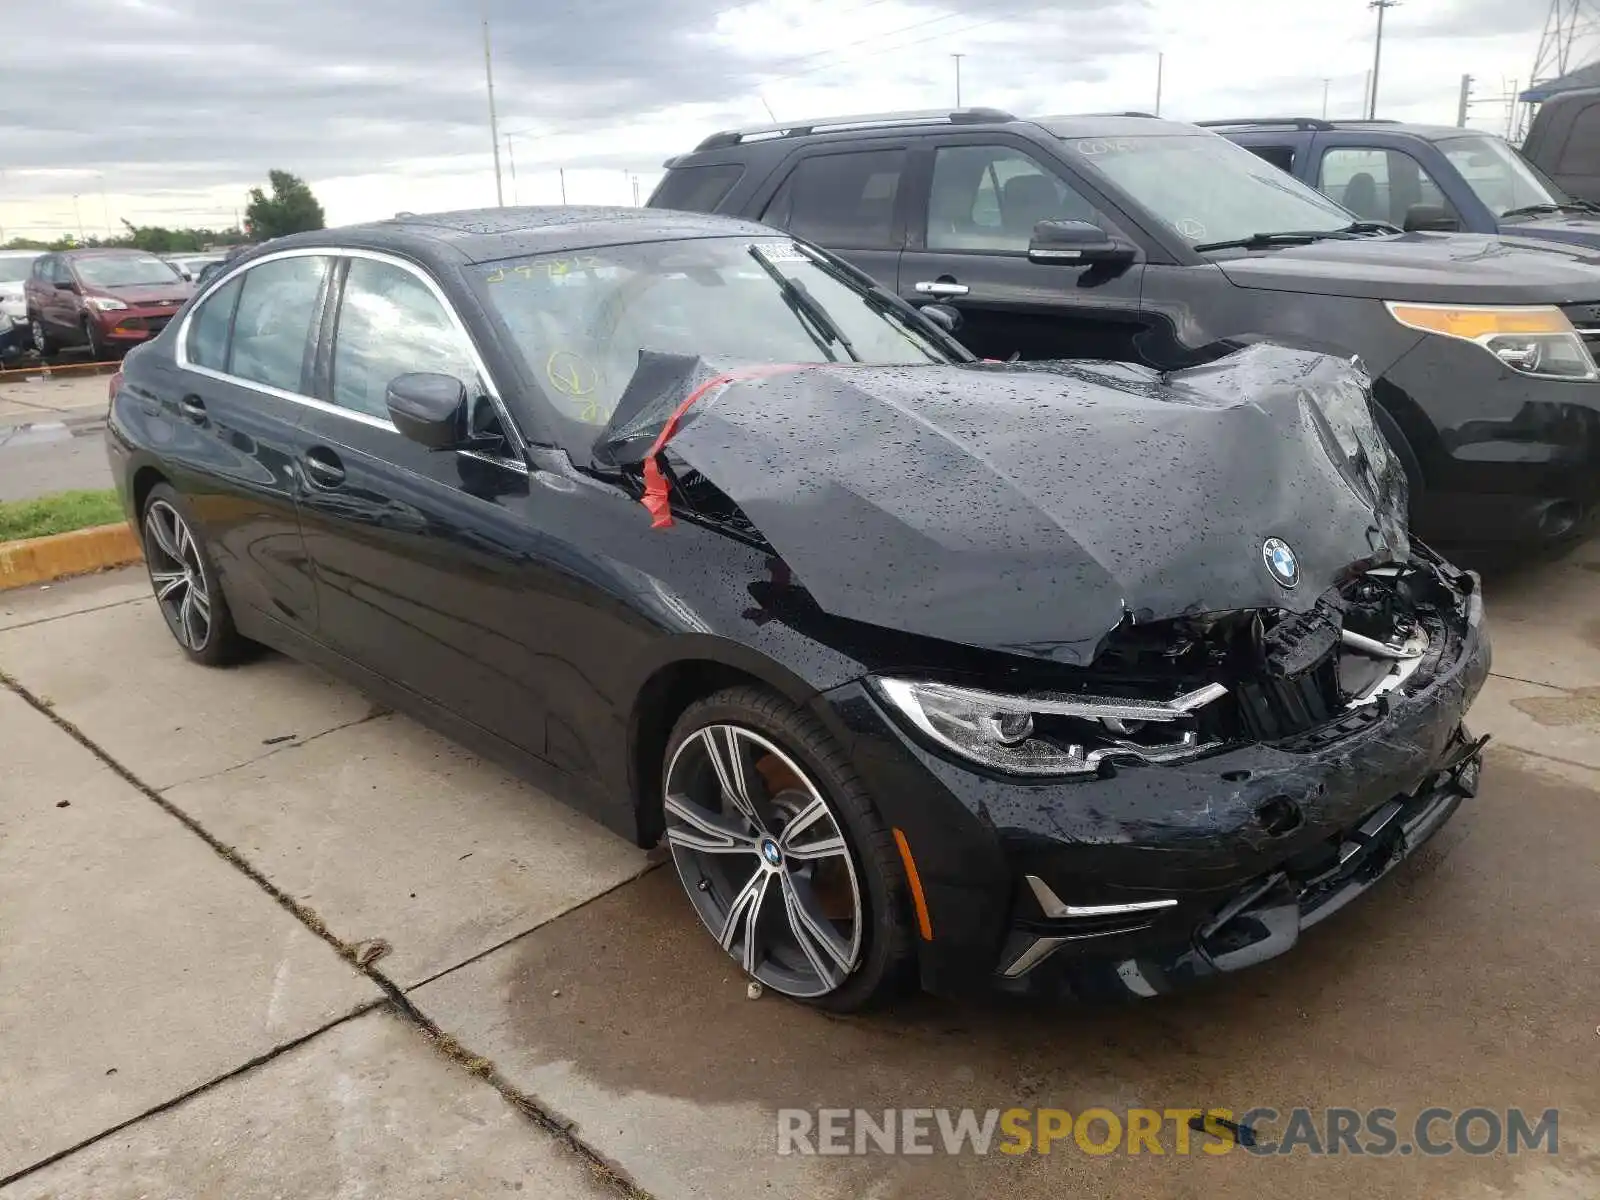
left=1068, top=132, right=1354, bottom=247
left=1438, top=134, right=1564, bottom=215
left=474, top=237, right=954, bottom=431
left=74, top=254, right=183, bottom=288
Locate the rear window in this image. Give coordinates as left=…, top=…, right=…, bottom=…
left=759, top=149, right=907, bottom=250
left=651, top=164, right=744, bottom=213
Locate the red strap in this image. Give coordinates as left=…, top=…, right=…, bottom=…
left=640, top=364, right=808, bottom=529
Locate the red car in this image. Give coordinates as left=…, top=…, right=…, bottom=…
left=25, top=249, right=192, bottom=359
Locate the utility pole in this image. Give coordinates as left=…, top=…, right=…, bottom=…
left=1456, top=74, right=1473, bottom=126
left=1154, top=53, right=1164, bottom=116
left=951, top=54, right=963, bottom=107
left=1322, top=77, right=1331, bottom=118
left=72, top=195, right=83, bottom=242
left=1368, top=0, right=1400, bottom=119
left=506, top=135, right=518, bottom=205
left=559, top=167, right=567, bottom=205
left=482, top=1, right=504, bottom=206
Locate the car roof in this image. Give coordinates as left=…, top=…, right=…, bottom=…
left=1032, top=114, right=1195, bottom=139
left=1203, top=117, right=1493, bottom=142
left=260, top=205, right=779, bottom=268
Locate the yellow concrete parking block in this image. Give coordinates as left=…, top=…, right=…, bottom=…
left=0, top=523, right=142, bottom=591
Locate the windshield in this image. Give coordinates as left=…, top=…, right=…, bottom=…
left=1438, top=134, right=1565, bottom=215
left=0, top=254, right=37, bottom=285
left=474, top=236, right=955, bottom=436
left=1065, top=132, right=1355, bottom=247
left=73, top=254, right=183, bottom=288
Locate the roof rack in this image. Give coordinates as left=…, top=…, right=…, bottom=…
left=1196, top=117, right=1334, bottom=131
left=692, top=107, right=1018, bottom=151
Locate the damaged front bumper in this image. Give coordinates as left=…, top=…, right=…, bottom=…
left=821, top=573, right=1490, bottom=1001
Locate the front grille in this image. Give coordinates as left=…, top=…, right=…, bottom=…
left=1234, top=655, right=1342, bottom=743
left=1558, top=302, right=1600, bottom=365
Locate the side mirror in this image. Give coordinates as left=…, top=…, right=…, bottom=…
left=54, top=280, right=77, bottom=292
left=919, top=303, right=963, bottom=335
left=1403, top=204, right=1460, bottom=233
left=386, top=372, right=470, bottom=449
left=1027, top=220, right=1136, bottom=266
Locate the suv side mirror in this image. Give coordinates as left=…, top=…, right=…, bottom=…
left=1027, top=220, right=1136, bottom=266
left=54, top=279, right=77, bottom=292
left=387, top=372, right=471, bottom=449
left=918, top=303, right=963, bottom=335
left=1403, top=204, right=1460, bottom=233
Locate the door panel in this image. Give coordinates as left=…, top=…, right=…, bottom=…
left=295, top=413, right=548, bottom=756
left=899, top=139, right=1148, bottom=362
left=296, top=254, right=551, bottom=756
left=161, top=257, right=330, bottom=631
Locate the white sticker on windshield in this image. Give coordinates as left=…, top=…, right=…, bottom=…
left=752, top=240, right=809, bottom=263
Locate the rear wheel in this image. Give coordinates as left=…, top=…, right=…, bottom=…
left=29, top=316, right=55, bottom=355
left=141, top=484, right=250, bottom=666
left=661, top=686, right=915, bottom=1011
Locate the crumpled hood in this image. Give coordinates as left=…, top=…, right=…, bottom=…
left=1216, top=230, right=1600, bottom=304
left=605, top=345, right=1409, bottom=665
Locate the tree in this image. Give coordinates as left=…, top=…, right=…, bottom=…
left=243, top=170, right=326, bottom=240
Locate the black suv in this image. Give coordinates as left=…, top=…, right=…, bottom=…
left=649, top=108, right=1600, bottom=558
left=1207, top=117, right=1600, bottom=249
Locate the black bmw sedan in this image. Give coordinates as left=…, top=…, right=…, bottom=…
left=106, top=207, right=1490, bottom=1009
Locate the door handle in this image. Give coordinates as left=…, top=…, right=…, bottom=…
left=914, top=280, right=970, bottom=297
left=303, top=447, right=346, bottom=488
left=178, top=394, right=207, bottom=423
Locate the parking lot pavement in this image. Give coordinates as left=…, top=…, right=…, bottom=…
left=3, top=1008, right=619, bottom=1200
left=0, top=684, right=380, bottom=1179
left=0, top=374, right=115, bottom=502
left=2, top=553, right=1598, bottom=1197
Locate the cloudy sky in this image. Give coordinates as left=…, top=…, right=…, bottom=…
left=0, top=0, right=1574, bottom=240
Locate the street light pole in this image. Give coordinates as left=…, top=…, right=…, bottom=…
left=951, top=53, right=963, bottom=107
left=482, top=2, right=504, bottom=206
left=1322, top=77, right=1331, bottom=118
left=1367, top=0, right=1400, bottom=120
left=1155, top=53, right=1164, bottom=116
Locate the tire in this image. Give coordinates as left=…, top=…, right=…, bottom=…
left=29, top=316, right=55, bottom=356
left=83, top=318, right=109, bottom=361
left=661, top=685, right=916, bottom=1011
left=140, top=484, right=250, bottom=666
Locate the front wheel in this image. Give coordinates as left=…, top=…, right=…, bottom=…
left=661, top=686, right=916, bottom=1011
left=83, top=318, right=109, bottom=360
left=141, top=484, right=250, bottom=666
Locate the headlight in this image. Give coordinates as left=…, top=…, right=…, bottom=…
left=84, top=296, right=128, bottom=312
left=872, top=677, right=1228, bottom=777
left=1386, top=302, right=1596, bottom=380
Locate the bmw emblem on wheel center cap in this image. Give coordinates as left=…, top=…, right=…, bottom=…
left=1262, top=537, right=1300, bottom=589
left=761, top=839, right=783, bottom=867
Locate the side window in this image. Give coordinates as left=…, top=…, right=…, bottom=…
left=759, top=150, right=906, bottom=249
left=1556, top=103, right=1600, bottom=173
left=32, top=257, right=51, bottom=282
left=52, top=258, right=72, bottom=285
left=229, top=255, right=330, bottom=393
left=928, top=145, right=1104, bottom=252
left=1318, top=147, right=1452, bottom=226
left=1246, top=144, right=1296, bottom=172
left=185, top=275, right=243, bottom=371
left=651, top=164, right=744, bottom=213
left=330, top=257, right=477, bottom=419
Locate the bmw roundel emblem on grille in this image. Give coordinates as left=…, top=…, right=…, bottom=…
left=1262, top=537, right=1300, bottom=589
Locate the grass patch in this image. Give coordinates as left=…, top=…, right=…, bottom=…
left=0, top=488, right=124, bottom=541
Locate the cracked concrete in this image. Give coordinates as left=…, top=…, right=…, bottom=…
left=0, top=544, right=1597, bottom=1199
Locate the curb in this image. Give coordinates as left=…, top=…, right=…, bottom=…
left=0, top=523, right=143, bottom=591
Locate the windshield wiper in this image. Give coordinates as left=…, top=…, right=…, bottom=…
left=1192, top=230, right=1354, bottom=253
left=1502, top=201, right=1600, bottom=218
left=746, top=246, right=859, bottom=362
left=1342, top=220, right=1402, bottom=236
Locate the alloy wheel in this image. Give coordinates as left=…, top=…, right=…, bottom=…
left=144, top=500, right=212, bottom=652
left=664, top=724, right=864, bottom=999
left=30, top=319, right=46, bottom=354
